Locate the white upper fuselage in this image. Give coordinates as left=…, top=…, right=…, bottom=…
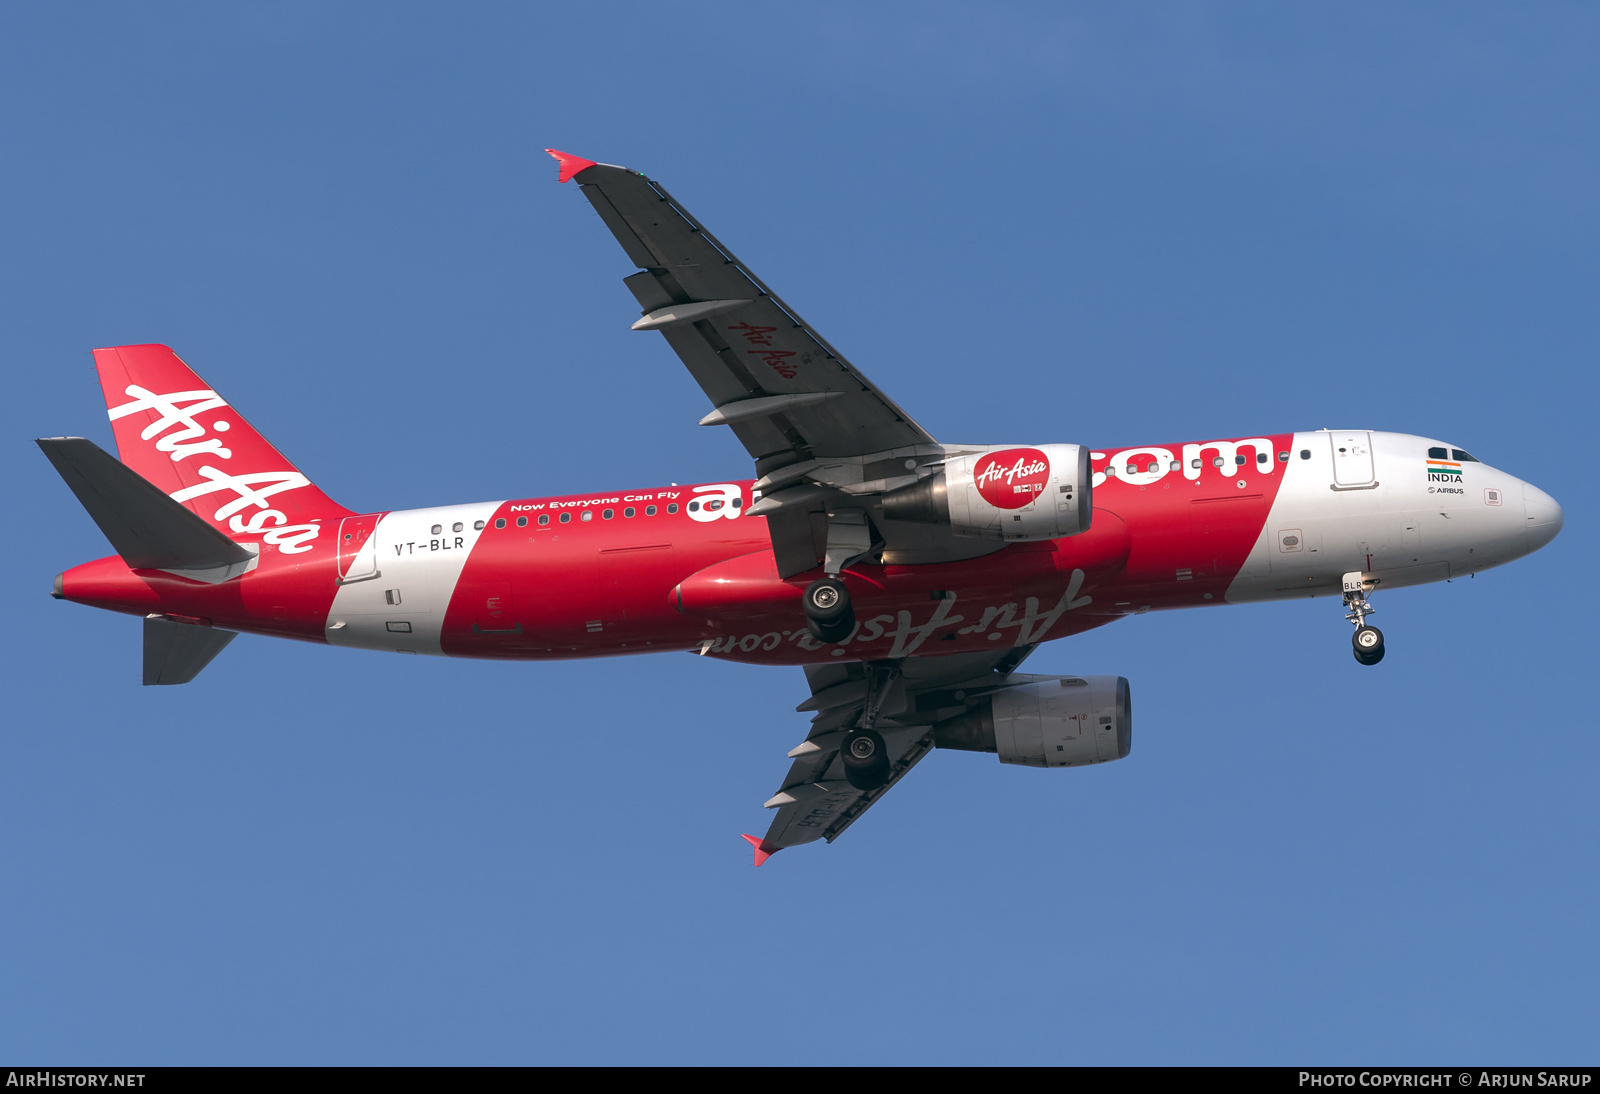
left=1225, top=430, right=1562, bottom=602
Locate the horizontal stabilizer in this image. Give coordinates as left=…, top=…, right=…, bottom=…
left=37, top=437, right=254, bottom=575
left=144, top=615, right=236, bottom=686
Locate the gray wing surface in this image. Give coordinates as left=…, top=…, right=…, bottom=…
left=554, top=152, right=935, bottom=464
left=749, top=647, right=1036, bottom=862
left=552, top=150, right=957, bottom=577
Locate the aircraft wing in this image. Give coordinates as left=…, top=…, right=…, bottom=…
left=746, top=648, right=1036, bottom=864
left=550, top=150, right=954, bottom=577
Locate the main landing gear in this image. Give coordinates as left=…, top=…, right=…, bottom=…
left=840, top=727, right=890, bottom=790
left=839, top=664, right=898, bottom=791
left=1343, top=571, right=1385, bottom=666
left=803, top=576, right=854, bottom=643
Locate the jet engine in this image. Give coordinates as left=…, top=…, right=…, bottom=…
left=881, top=444, right=1091, bottom=541
left=932, top=674, right=1131, bottom=768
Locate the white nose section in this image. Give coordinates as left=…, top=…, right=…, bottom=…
left=1522, top=481, right=1564, bottom=551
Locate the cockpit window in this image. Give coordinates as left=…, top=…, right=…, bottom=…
left=1451, top=449, right=1478, bottom=462
left=1428, top=447, right=1448, bottom=460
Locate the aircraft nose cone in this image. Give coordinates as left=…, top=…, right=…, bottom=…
left=1523, top=481, right=1564, bottom=551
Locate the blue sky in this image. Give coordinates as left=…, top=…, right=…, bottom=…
left=2, top=2, right=1595, bottom=1064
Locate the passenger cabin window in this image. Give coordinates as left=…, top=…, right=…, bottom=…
left=473, top=520, right=484, bottom=530
left=1299, top=450, right=1311, bottom=460
left=1170, top=460, right=1181, bottom=471
left=580, top=511, right=592, bottom=522
left=667, top=503, right=678, bottom=514
left=452, top=522, right=463, bottom=533
left=538, top=514, right=549, bottom=526
left=1428, top=447, right=1448, bottom=459
left=1212, top=457, right=1225, bottom=467
left=431, top=524, right=442, bottom=535
left=624, top=507, right=635, bottom=517
left=516, top=516, right=527, bottom=528
left=495, top=518, right=506, bottom=529
left=602, top=508, right=614, bottom=519
left=559, top=513, right=571, bottom=523
left=1235, top=455, right=1247, bottom=465
left=1452, top=449, right=1479, bottom=462
left=1278, top=452, right=1289, bottom=462
left=646, top=505, right=657, bottom=515
left=688, top=501, right=700, bottom=512
left=732, top=497, right=742, bottom=508
left=1256, top=452, right=1267, bottom=464
left=1191, top=459, right=1202, bottom=469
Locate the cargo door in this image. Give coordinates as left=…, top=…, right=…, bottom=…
left=1190, top=495, right=1270, bottom=579
left=599, top=545, right=676, bottom=637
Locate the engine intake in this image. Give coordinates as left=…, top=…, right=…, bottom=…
left=881, top=444, right=1092, bottom=541
left=933, top=674, right=1131, bottom=768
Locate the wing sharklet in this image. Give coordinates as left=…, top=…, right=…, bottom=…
left=544, top=148, right=600, bottom=183
left=741, top=833, right=777, bottom=867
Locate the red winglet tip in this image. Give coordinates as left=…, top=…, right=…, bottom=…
left=544, top=148, right=598, bottom=184
left=741, top=834, right=776, bottom=867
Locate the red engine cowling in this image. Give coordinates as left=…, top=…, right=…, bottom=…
left=932, top=674, right=1131, bottom=768
left=881, top=444, right=1091, bottom=541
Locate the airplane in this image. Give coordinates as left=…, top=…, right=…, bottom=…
left=38, top=149, right=1564, bottom=865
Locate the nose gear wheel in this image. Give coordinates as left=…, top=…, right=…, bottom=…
left=1342, top=571, right=1385, bottom=666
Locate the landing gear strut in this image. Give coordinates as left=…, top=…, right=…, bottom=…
left=1343, top=571, right=1385, bottom=666
left=803, top=577, right=854, bottom=643
left=839, top=663, right=898, bottom=791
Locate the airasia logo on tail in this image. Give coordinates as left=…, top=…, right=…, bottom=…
left=107, top=385, right=320, bottom=554
left=973, top=448, right=1050, bottom=510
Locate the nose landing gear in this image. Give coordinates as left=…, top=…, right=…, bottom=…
left=1343, top=571, right=1385, bottom=666
left=1353, top=624, right=1385, bottom=665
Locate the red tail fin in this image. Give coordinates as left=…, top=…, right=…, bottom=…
left=94, top=344, right=351, bottom=556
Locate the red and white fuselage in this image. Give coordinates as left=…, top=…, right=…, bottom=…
left=58, top=362, right=1561, bottom=667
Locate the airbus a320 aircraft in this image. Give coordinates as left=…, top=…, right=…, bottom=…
left=40, top=150, right=1564, bottom=864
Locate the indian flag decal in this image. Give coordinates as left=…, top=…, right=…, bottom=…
left=1426, top=459, right=1463, bottom=481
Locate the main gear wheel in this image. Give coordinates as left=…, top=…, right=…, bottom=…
left=803, top=576, right=854, bottom=643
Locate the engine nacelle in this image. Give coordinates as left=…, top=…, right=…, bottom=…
left=881, top=444, right=1091, bottom=541
left=932, top=674, right=1131, bottom=768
